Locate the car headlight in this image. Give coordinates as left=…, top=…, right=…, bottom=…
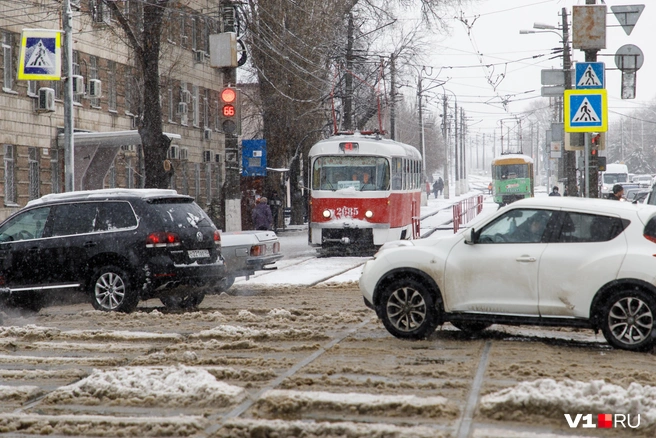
left=322, top=210, right=331, bottom=218
left=365, top=210, right=373, bottom=218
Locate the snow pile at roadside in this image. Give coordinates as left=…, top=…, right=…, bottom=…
left=480, top=378, right=656, bottom=426
left=256, top=389, right=459, bottom=418
left=0, top=385, right=44, bottom=403
left=43, top=365, right=244, bottom=407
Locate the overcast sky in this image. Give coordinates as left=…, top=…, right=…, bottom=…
left=406, top=0, right=655, bottom=134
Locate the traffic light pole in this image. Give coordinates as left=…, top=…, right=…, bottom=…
left=584, top=0, right=599, bottom=198
left=222, top=69, right=241, bottom=231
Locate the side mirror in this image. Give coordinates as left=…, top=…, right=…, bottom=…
left=464, top=228, right=476, bottom=245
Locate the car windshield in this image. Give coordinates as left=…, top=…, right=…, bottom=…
left=603, top=173, right=629, bottom=184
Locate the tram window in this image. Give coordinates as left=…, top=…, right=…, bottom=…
left=312, top=156, right=390, bottom=191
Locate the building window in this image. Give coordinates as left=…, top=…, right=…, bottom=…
left=125, top=67, right=133, bottom=115
left=203, top=90, right=210, bottom=129
left=167, top=10, right=175, bottom=43
left=28, top=147, right=40, bottom=201
left=191, top=18, right=198, bottom=52
left=27, top=80, right=37, bottom=96
left=108, top=60, right=116, bottom=111
left=180, top=13, right=186, bottom=47
left=180, top=82, right=188, bottom=126
left=4, top=144, right=16, bottom=205
left=73, top=51, right=81, bottom=104
left=50, top=149, right=60, bottom=194
left=205, top=163, right=212, bottom=205
left=192, top=85, right=199, bottom=127
left=89, top=55, right=99, bottom=107
left=3, top=32, right=14, bottom=92
left=168, top=87, right=174, bottom=122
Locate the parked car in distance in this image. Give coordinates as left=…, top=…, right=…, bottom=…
left=631, top=174, right=653, bottom=187
left=360, top=197, right=656, bottom=352
left=217, top=230, right=283, bottom=291
left=0, top=189, right=225, bottom=313
left=625, top=187, right=650, bottom=203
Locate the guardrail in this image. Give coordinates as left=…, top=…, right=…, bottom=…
left=452, top=195, right=484, bottom=233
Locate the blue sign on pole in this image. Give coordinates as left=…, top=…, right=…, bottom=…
left=241, top=139, right=267, bottom=176
left=564, top=89, right=608, bottom=132
left=575, top=62, right=605, bottom=89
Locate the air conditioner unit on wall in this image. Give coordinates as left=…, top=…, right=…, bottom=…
left=72, top=75, right=84, bottom=95
left=88, top=79, right=101, bottom=98
left=168, top=145, right=180, bottom=160
left=37, top=87, right=55, bottom=112
left=177, top=102, right=187, bottom=115
left=203, top=128, right=212, bottom=141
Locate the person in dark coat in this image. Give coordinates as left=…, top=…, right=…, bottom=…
left=433, top=177, right=444, bottom=197
left=608, top=184, right=624, bottom=201
left=549, top=186, right=561, bottom=196
left=252, top=197, right=273, bottom=230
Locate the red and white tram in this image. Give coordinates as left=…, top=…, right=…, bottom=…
left=307, top=132, right=422, bottom=252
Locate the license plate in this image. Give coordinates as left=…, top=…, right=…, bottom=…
left=188, top=249, right=210, bottom=259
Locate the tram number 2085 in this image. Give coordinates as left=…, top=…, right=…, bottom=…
left=335, top=206, right=359, bottom=219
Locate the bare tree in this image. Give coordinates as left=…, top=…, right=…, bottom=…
left=102, top=0, right=172, bottom=189
left=243, top=0, right=464, bottom=223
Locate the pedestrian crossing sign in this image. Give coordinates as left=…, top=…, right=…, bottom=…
left=564, top=89, right=607, bottom=132
left=17, top=30, right=61, bottom=80
left=575, top=62, right=605, bottom=89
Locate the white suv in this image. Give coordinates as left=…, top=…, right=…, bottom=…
left=360, top=197, right=656, bottom=351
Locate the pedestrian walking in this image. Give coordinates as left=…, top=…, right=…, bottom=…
left=252, top=197, right=274, bottom=230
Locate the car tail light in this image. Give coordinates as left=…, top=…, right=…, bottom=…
left=273, top=242, right=280, bottom=253
left=146, top=232, right=181, bottom=248
left=213, top=230, right=221, bottom=246
left=250, top=244, right=265, bottom=256
left=644, top=233, right=656, bottom=244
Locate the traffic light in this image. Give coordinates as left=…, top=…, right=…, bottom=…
left=590, top=132, right=605, bottom=150
left=219, top=87, right=240, bottom=135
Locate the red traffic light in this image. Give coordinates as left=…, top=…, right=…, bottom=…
left=222, top=104, right=236, bottom=117
left=220, top=88, right=237, bottom=104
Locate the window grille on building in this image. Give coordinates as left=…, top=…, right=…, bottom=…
left=4, top=144, right=16, bottom=205
left=28, top=147, right=40, bottom=200
left=89, top=55, right=99, bottom=107
left=108, top=60, right=116, bottom=111
left=3, top=32, right=13, bottom=91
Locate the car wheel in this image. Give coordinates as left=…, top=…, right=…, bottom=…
left=378, top=277, right=439, bottom=340
left=451, top=321, right=491, bottom=333
left=160, top=292, right=205, bottom=310
left=90, top=266, right=138, bottom=313
left=601, top=289, right=656, bottom=351
left=216, top=275, right=236, bottom=293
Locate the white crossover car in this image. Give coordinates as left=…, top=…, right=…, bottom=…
left=360, top=197, right=656, bottom=352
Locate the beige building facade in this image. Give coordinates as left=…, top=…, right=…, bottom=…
left=0, top=0, right=230, bottom=221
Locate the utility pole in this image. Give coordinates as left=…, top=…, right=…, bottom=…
left=417, top=71, right=426, bottom=179
left=389, top=54, right=396, bottom=141
left=344, top=14, right=354, bottom=131
left=63, top=0, right=74, bottom=191
left=562, top=7, right=578, bottom=197
left=442, top=94, right=450, bottom=199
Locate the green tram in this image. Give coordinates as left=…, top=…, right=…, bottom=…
left=491, top=154, right=534, bottom=206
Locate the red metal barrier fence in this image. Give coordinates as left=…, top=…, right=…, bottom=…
left=452, top=195, right=484, bottom=233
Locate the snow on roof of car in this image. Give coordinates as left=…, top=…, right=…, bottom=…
left=27, top=188, right=183, bottom=206
left=508, top=196, right=656, bottom=215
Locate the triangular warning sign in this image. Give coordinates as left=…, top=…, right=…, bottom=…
left=611, top=5, right=644, bottom=36
left=577, top=65, right=602, bottom=87
left=26, top=40, right=54, bottom=69
left=572, top=98, right=600, bottom=123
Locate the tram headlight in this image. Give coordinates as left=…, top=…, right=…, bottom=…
left=365, top=210, right=374, bottom=219
left=322, top=210, right=332, bottom=218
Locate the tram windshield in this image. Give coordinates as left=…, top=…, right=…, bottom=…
left=312, top=156, right=390, bottom=191
left=494, top=163, right=529, bottom=180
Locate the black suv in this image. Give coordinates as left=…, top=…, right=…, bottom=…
left=0, top=189, right=225, bottom=313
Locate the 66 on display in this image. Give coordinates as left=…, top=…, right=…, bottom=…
left=308, top=132, right=422, bottom=254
